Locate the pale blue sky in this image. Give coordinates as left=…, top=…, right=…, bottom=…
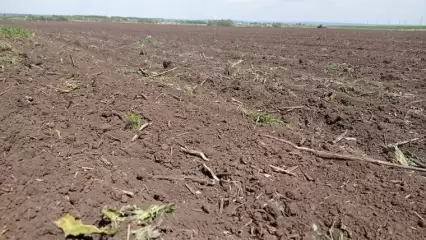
left=3, top=0, right=426, bottom=24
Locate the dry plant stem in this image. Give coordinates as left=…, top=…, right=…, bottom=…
left=231, top=59, right=243, bottom=68
left=281, top=106, right=305, bottom=112
left=185, top=183, right=198, bottom=195
left=181, top=147, right=210, bottom=161
left=411, top=158, right=426, bottom=168
left=333, top=130, right=348, bottom=144
left=413, top=211, right=425, bottom=221
left=131, top=122, right=151, bottom=142
left=393, top=137, right=424, bottom=147
left=0, top=87, right=10, bottom=96
left=270, top=165, right=297, bottom=177
left=69, top=55, right=76, bottom=67
left=263, top=134, right=426, bottom=172
left=151, top=175, right=215, bottom=186
left=151, top=67, right=177, bottom=78
left=121, top=189, right=135, bottom=197
left=126, top=224, right=131, bottom=240
left=219, top=198, right=224, bottom=214
left=202, top=162, right=220, bottom=181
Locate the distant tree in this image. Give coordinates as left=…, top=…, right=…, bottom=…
left=207, top=19, right=233, bottom=27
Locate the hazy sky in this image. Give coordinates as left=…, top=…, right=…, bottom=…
left=3, top=0, right=426, bottom=24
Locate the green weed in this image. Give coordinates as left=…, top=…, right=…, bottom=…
left=243, top=109, right=286, bottom=127
left=340, top=98, right=353, bottom=106
left=0, top=27, right=33, bottom=38
left=138, top=35, right=154, bottom=45
left=125, top=113, right=141, bottom=130
left=0, top=40, right=13, bottom=52
left=0, top=40, right=20, bottom=66
left=207, top=19, right=233, bottom=27
left=324, top=62, right=360, bottom=78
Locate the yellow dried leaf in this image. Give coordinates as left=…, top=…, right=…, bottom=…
left=54, top=214, right=103, bottom=237
left=132, top=225, right=161, bottom=240
left=394, top=146, right=409, bottom=166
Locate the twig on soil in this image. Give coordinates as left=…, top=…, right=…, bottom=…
left=270, top=165, right=298, bottom=177
left=392, top=137, right=424, bottom=147
left=121, top=189, right=135, bottom=198
left=131, top=122, right=151, bottom=142
left=0, top=87, right=10, bottom=96
left=69, top=55, right=76, bottom=67
left=281, top=105, right=306, bottom=112
left=328, top=216, right=338, bottom=240
left=138, top=93, right=148, bottom=100
left=181, top=147, right=210, bottom=161
left=185, top=183, right=201, bottom=195
left=185, top=176, right=215, bottom=186
left=201, top=162, right=220, bottom=181
left=100, top=157, right=112, bottom=166
left=333, top=130, right=349, bottom=144
left=151, top=175, right=181, bottom=181
left=46, top=71, right=61, bottom=75
left=230, top=59, right=243, bottom=68
left=199, top=78, right=208, bottom=88
left=1, top=228, right=9, bottom=236
left=405, top=100, right=424, bottom=107
left=238, top=219, right=253, bottom=235
left=219, top=198, right=224, bottom=214
left=410, top=158, right=426, bottom=168
left=231, top=98, right=243, bottom=106
left=151, top=67, right=177, bottom=78
left=31, top=64, right=44, bottom=71
left=106, top=133, right=122, bottom=142
left=95, top=134, right=105, bottom=149
left=150, top=175, right=215, bottom=186
left=55, top=129, right=62, bottom=139
left=263, top=134, right=426, bottom=172
left=126, top=224, right=131, bottom=240
left=413, top=211, right=425, bottom=221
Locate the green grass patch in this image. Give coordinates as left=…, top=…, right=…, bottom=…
left=0, top=27, right=33, bottom=38
left=207, top=19, right=233, bottom=27
left=0, top=39, right=19, bottom=65
left=0, top=40, right=13, bottom=52
left=243, top=108, right=287, bottom=127
left=125, top=113, right=141, bottom=130
left=138, top=35, right=154, bottom=45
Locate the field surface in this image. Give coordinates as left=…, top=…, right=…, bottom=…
left=0, top=21, right=425, bottom=240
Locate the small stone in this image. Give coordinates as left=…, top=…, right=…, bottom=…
left=263, top=233, right=276, bottom=240
left=322, top=144, right=331, bottom=151
left=136, top=174, right=143, bottom=180
left=285, top=191, right=301, bottom=201
left=161, top=144, right=169, bottom=151
left=418, top=219, right=425, bottom=228
left=57, top=186, right=69, bottom=195
left=45, top=122, right=55, bottom=128
left=286, top=202, right=299, bottom=216
left=201, top=204, right=211, bottom=214
left=377, top=123, right=386, bottom=131
left=346, top=184, right=355, bottom=192
left=98, top=123, right=112, bottom=132
left=154, top=193, right=166, bottom=202
left=68, top=192, right=79, bottom=205
left=265, top=204, right=281, bottom=219
left=121, top=194, right=129, bottom=203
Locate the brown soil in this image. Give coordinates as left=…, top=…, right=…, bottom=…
left=0, top=21, right=425, bottom=240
